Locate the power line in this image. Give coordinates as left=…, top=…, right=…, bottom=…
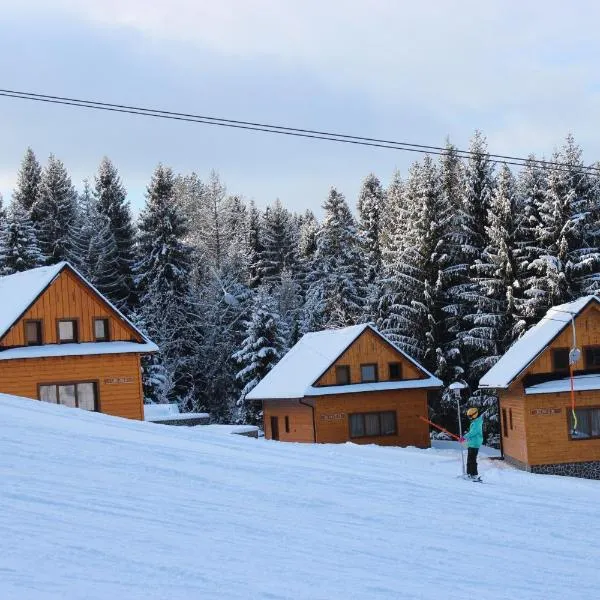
left=2, top=88, right=599, bottom=177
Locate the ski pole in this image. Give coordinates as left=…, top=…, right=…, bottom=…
left=418, top=415, right=462, bottom=442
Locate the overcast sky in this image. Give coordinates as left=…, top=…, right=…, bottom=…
left=1, top=1, right=599, bottom=214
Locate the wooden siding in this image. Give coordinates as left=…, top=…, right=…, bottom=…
left=524, top=391, right=600, bottom=466
left=0, top=353, right=144, bottom=420
left=1, top=268, right=141, bottom=348
left=314, top=389, right=430, bottom=447
left=315, top=328, right=424, bottom=387
left=263, top=399, right=315, bottom=442
left=499, top=386, right=529, bottom=464
left=526, top=304, right=600, bottom=375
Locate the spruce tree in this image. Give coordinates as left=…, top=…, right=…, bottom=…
left=135, top=164, right=197, bottom=404
left=533, top=135, right=599, bottom=304
left=247, top=201, right=263, bottom=288
left=305, top=188, right=365, bottom=329
left=94, top=157, right=136, bottom=310
left=514, top=157, right=546, bottom=331
left=233, top=287, right=287, bottom=425
left=0, top=200, right=44, bottom=275
left=13, top=148, right=42, bottom=213
left=31, top=154, right=78, bottom=264
left=257, top=199, right=295, bottom=286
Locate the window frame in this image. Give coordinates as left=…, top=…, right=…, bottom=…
left=360, top=363, right=379, bottom=383
left=23, top=319, right=43, bottom=346
left=552, top=347, right=570, bottom=372
left=38, top=380, right=99, bottom=412
left=388, top=362, right=402, bottom=381
left=56, top=318, right=79, bottom=344
left=335, top=365, right=351, bottom=385
left=285, top=416, right=290, bottom=433
left=348, top=410, right=397, bottom=439
left=93, top=317, right=110, bottom=342
left=568, top=406, right=600, bottom=441
left=584, top=346, right=600, bottom=370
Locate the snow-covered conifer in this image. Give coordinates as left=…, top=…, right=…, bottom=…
left=31, top=154, right=78, bottom=264
left=233, top=287, right=287, bottom=425
left=13, top=148, right=42, bottom=213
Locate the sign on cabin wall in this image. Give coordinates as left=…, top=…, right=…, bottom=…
left=320, top=413, right=346, bottom=422
left=104, top=377, right=135, bottom=385
left=530, top=408, right=562, bottom=416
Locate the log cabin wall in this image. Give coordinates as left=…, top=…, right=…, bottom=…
left=315, top=328, right=424, bottom=387
left=499, top=386, right=529, bottom=464
left=523, top=391, right=600, bottom=466
left=0, top=269, right=141, bottom=348
left=262, top=399, right=315, bottom=442
left=526, top=304, right=600, bottom=376
left=0, top=353, right=144, bottom=420
left=314, top=390, right=430, bottom=447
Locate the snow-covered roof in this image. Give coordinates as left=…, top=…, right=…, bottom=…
left=479, top=295, right=599, bottom=389
left=525, top=374, right=600, bottom=395
left=245, top=323, right=442, bottom=401
left=0, top=263, right=65, bottom=339
left=0, top=262, right=154, bottom=347
left=0, top=341, right=158, bottom=361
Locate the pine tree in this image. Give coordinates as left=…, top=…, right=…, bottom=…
left=0, top=200, right=45, bottom=275
left=31, top=154, right=78, bottom=264
left=454, top=132, right=495, bottom=394
left=233, top=287, right=287, bottom=425
left=514, top=157, right=546, bottom=331
left=296, top=209, right=319, bottom=294
left=94, top=157, right=136, bottom=311
left=532, top=135, right=599, bottom=305
left=13, top=148, right=42, bottom=213
left=257, top=199, right=295, bottom=286
left=305, top=188, right=365, bottom=330
left=135, top=164, right=197, bottom=404
left=247, top=201, right=263, bottom=288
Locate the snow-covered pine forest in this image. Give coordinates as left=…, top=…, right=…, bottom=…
left=1, top=132, right=599, bottom=442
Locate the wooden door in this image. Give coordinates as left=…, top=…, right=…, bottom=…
left=271, top=416, right=280, bottom=440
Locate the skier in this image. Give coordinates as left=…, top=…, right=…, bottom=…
left=460, top=407, right=483, bottom=481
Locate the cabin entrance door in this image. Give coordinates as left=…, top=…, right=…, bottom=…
left=270, top=416, right=280, bottom=440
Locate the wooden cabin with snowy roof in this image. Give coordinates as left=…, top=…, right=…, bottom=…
left=246, top=324, right=442, bottom=446
left=480, top=295, right=600, bottom=479
left=0, top=262, right=157, bottom=419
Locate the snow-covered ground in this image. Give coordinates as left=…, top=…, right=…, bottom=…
left=1, top=393, right=598, bottom=600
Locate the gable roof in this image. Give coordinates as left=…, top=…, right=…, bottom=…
left=245, top=323, right=442, bottom=401
left=479, top=295, right=599, bottom=389
left=0, top=262, right=155, bottom=348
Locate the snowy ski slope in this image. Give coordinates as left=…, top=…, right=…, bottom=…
left=1, top=393, right=598, bottom=600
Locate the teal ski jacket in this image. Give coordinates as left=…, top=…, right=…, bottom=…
left=464, top=415, right=483, bottom=448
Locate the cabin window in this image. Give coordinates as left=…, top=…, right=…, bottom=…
left=285, top=416, right=290, bottom=433
left=552, top=348, right=570, bottom=372
left=58, top=319, right=78, bottom=343
left=94, top=318, right=110, bottom=342
left=336, top=366, right=351, bottom=385
left=569, top=407, right=600, bottom=440
left=39, top=382, right=98, bottom=411
left=349, top=411, right=397, bottom=438
left=24, top=320, right=43, bottom=346
left=509, top=408, right=514, bottom=430
left=388, top=362, right=402, bottom=381
left=584, top=346, right=600, bottom=369
left=502, top=408, right=509, bottom=437
left=360, top=364, right=378, bottom=383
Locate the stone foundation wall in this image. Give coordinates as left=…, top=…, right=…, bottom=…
left=505, top=454, right=600, bottom=480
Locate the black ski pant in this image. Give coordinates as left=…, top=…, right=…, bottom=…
left=467, top=447, right=479, bottom=476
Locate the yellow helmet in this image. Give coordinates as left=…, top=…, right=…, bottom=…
left=466, top=407, right=479, bottom=419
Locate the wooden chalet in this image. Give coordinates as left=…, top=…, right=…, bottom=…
left=480, top=295, right=600, bottom=479
left=246, top=324, right=442, bottom=446
left=0, top=262, right=157, bottom=419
